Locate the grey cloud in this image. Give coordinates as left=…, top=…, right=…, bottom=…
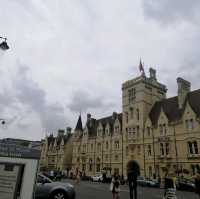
left=68, top=90, right=113, bottom=113
left=13, top=64, right=67, bottom=132
left=142, top=0, right=200, bottom=25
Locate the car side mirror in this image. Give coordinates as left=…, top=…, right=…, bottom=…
left=42, top=178, right=49, bottom=184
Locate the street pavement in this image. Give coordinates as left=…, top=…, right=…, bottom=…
left=62, top=179, right=198, bottom=199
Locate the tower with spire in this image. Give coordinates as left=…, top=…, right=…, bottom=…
left=74, top=114, right=83, bottom=137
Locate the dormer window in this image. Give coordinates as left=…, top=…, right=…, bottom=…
left=115, top=125, right=120, bottom=134
left=97, top=129, right=102, bottom=136
left=105, top=128, right=110, bottom=136
left=185, top=119, right=194, bottom=130
left=159, top=124, right=167, bottom=135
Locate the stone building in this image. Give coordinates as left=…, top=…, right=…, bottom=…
left=72, top=113, right=123, bottom=176
left=72, top=66, right=200, bottom=179
left=40, top=128, right=73, bottom=172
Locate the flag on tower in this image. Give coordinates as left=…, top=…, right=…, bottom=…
left=139, top=59, right=144, bottom=72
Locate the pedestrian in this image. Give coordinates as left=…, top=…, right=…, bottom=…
left=163, top=173, right=177, bottom=199
left=110, top=172, right=120, bottom=199
left=127, top=171, right=138, bottom=199
left=194, top=170, right=200, bottom=198
left=127, top=160, right=140, bottom=199
left=76, top=170, right=81, bottom=185
left=50, top=170, right=54, bottom=180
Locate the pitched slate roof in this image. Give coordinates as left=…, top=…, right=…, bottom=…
left=85, top=113, right=122, bottom=137
left=149, top=89, right=200, bottom=125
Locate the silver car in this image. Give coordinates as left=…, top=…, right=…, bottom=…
left=34, top=173, right=75, bottom=199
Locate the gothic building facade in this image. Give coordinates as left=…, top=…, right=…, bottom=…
left=40, top=128, right=73, bottom=172
left=72, top=67, right=200, bottom=179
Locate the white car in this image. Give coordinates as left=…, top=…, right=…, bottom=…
left=91, top=174, right=103, bottom=182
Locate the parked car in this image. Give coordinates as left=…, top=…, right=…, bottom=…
left=91, top=174, right=103, bottom=182
left=35, top=173, right=75, bottom=199
left=137, top=176, right=159, bottom=187
left=176, top=177, right=195, bottom=192
left=81, top=175, right=92, bottom=181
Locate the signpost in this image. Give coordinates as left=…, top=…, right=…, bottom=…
left=0, top=143, right=40, bottom=199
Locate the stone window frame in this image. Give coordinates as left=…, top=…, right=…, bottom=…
left=130, top=107, right=134, bottom=119
left=147, top=126, right=151, bottom=137
left=128, top=88, right=136, bottom=104
left=106, top=141, right=109, bottom=150
left=185, top=119, right=194, bottom=130
left=114, top=140, right=120, bottom=149
left=188, top=141, right=199, bottom=154
left=147, top=145, right=152, bottom=156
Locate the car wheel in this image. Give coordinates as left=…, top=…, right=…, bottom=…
left=50, top=190, right=67, bottom=199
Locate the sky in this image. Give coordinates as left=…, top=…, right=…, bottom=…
left=0, top=0, right=200, bottom=140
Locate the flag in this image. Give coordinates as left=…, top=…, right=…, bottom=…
left=139, top=59, right=144, bottom=72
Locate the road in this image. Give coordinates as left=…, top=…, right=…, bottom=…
left=63, top=179, right=198, bottom=199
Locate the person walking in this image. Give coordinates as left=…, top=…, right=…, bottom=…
left=128, top=171, right=138, bottom=199
left=127, top=160, right=140, bottom=199
left=163, top=173, right=177, bottom=199
left=110, top=172, right=120, bottom=199
left=75, top=169, right=80, bottom=185
left=194, top=170, right=200, bottom=198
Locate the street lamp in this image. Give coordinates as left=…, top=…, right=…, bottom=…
left=0, top=37, right=9, bottom=50
left=0, top=119, right=5, bottom=125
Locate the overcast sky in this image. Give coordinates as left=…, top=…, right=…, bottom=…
left=0, top=0, right=200, bottom=140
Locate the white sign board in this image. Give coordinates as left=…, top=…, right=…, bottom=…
left=0, top=144, right=40, bottom=199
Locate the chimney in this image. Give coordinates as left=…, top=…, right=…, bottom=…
left=57, top=129, right=65, bottom=137
left=66, top=127, right=72, bottom=134
left=177, top=77, right=191, bottom=109
left=87, top=113, right=91, bottom=121
left=149, top=68, right=157, bottom=80
left=112, top=112, right=118, bottom=120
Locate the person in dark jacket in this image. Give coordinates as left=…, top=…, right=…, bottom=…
left=195, top=170, right=200, bottom=198
left=127, top=160, right=140, bottom=199
left=128, top=171, right=138, bottom=199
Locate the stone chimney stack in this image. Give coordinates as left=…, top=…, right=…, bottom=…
left=112, top=112, right=118, bottom=120
left=149, top=68, right=157, bottom=80
left=58, top=129, right=65, bottom=137
left=177, top=77, right=191, bottom=109
left=87, top=113, right=91, bottom=121
left=66, top=127, right=72, bottom=134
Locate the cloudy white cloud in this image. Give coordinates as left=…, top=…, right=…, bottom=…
left=0, top=0, right=200, bottom=140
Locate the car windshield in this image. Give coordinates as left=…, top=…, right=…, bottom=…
left=37, top=174, right=52, bottom=183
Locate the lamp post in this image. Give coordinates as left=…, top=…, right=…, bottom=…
left=0, top=119, right=5, bottom=125
left=0, top=37, right=9, bottom=51
left=0, top=35, right=8, bottom=124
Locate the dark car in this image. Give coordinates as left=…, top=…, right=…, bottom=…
left=176, top=177, right=195, bottom=192
left=35, top=173, right=75, bottom=199
left=137, top=176, right=159, bottom=187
